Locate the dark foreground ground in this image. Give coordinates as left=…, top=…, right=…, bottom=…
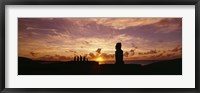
left=18, top=57, right=182, bottom=75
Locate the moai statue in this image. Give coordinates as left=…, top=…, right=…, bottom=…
left=115, top=42, right=124, bottom=65
left=80, top=55, right=82, bottom=62
left=77, top=56, right=80, bottom=61
left=83, top=56, right=86, bottom=62
left=74, top=56, right=76, bottom=61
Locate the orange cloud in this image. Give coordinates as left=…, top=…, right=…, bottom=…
left=30, top=51, right=39, bottom=57
left=38, top=55, right=72, bottom=61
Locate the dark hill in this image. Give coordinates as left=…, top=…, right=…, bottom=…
left=18, top=57, right=32, bottom=62
left=143, top=58, right=182, bottom=75
left=18, top=57, right=182, bottom=75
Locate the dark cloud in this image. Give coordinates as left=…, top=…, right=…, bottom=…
left=155, top=53, right=163, bottom=57
left=163, top=51, right=166, bottom=53
left=149, top=53, right=163, bottom=58
left=144, top=50, right=157, bottom=55
left=138, top=49, right=160, bottom=55
left=170, top=45, right=182, bottom=52
left=131, top=43, right=138, bottom=48
left=87, top=52, right=115, bottom=60
left=30, top=52, right=39, bottom=57
left=89, top=53, right=95, bottom=58
left=148, top=49, right=158, bottom=54
left=101, top=53, right=114, bottom=59
left=130, top=49, right=136, bottom=56
left=124, top=52, right=129, bottom=57
left=138, top=52, right=144, bottom=55
left=96, top=48, right=102, bottom=54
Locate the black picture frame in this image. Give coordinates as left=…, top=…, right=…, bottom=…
left=0, top=0, right=200, bottom=93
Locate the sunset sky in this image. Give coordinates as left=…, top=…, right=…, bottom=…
left=18, top=18, right=182, bottom=63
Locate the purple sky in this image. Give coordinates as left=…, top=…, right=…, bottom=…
left=18, top=18, right=182, bottom=63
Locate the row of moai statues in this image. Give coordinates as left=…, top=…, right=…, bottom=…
left=73, top=42, right=124, bottom=64
left=74, top=55, right=89, bottom=62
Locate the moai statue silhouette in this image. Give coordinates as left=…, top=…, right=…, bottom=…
left=74, top=56, right=76, bottom=61
left=83, top=56, right=86, bottom=62
left=80, top=55, right=82, bottom=62
left=115, top=42, right=124, bottom=65
left=77, top=56, right=80, bottom=61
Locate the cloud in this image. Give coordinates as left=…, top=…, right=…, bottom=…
left=124, top=52, right=129, bottom=57
left=138, top=52, right=144, bottom=55
left=46, top=31, right=72, bottom=42
left=89, top=53, right=95, bottom=58
left=131, top=43, right=138, bottom=48
left=166, top=53, right=175, bottom=57
left=38, top=55, right=71, bottom=61
left=38, top=55, right=54, bottom=61
left=66, top=50, right=76, bottom=53
left=96, top=48, right=102, bottom=54
left=129, top=48, right=137, bottom=56
left=153, top=18, right=182, bottom=33
left=90, top=18, right=164, bottom=30
left=113, top=34, right=133, bottom=42
left=170, top=45, right=182, bottom=52
left=148, top=49, right=158, bottom=54
left=87, top=52, right=115, bottom=60
left=138, top=49, right=159, bottom=55
left=101, top=53, right=115, bottom=59
left=155, top=53, right=163, bottom=57
left=83, top=41, right=90, bottom=45
left=154, top=18, right=182, bottom=27
left=19, top=18, right=182, bottom=61
left=30, top=52, right=39, bottom=57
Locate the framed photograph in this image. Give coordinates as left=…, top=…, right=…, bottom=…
left=0, top=0, right=200, bottom=93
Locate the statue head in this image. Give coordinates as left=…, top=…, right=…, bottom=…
left=115, top=42, right=122, bottom=50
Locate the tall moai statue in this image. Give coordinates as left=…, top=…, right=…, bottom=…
left=74, top=56, right=77, bottom=61
left=83, top=56, right=86, bottom=62
left=115, top=42, right=124, bottom=64
left=80, top=55, right=82, bottom=62
left=77, top=56, right=80, bottom=61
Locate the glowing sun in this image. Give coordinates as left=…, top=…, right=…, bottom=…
left=96, top=57, right=104, bottom=62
